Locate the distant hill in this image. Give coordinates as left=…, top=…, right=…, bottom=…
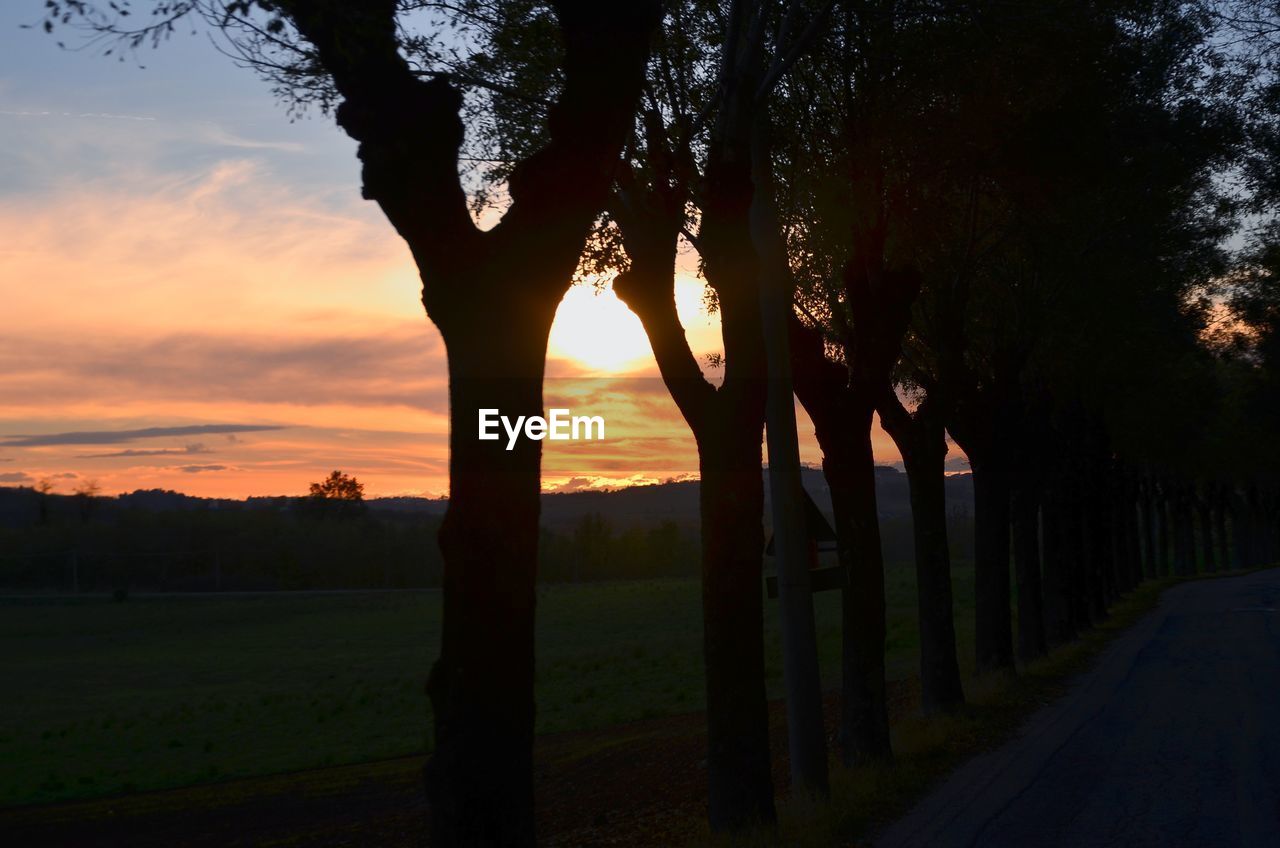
left=367, top=465, right=974, bottom=530
left=0, top=466, right=973, bottom=531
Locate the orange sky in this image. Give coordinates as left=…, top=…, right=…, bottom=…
left=0, top=14, right=948, bottom=499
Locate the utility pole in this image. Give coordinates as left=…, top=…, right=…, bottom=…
left=750, top=105, right=829, bottom=798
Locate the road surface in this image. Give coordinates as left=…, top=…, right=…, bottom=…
left=878, top=568, right=1280, bottom=848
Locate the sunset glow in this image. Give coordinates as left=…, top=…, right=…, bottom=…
left=0, top=10, right=917, bottom=499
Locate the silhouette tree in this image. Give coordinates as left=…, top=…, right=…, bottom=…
left=35, top=478, right=54, bottom=525
left=606, top=0, right=853, bottom=821
left=74, top=478, right=102, bottom=524
left=308, top=470, right=364, bottom=502
left=777, top=0, right=974, bottom=727
left=48, top=1, right=660, bottom=842
left=305, top=470, right=366, bottom=519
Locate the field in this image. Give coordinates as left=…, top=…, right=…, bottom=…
left=0, top=563, right=976, bottom=809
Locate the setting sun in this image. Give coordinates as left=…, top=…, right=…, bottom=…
left=547, top=283, right=653, bottom=372
left=548, top=274, right=724, bottom=375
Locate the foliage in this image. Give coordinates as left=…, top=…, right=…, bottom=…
left=307, top=470, right=364, bottom=502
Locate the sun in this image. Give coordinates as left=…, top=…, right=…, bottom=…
left=547, top=276, right=722, bottom=374
left=547, top=283, right=654, bottom=372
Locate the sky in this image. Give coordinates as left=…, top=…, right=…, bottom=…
left=0, top=4, right=953, bottom=498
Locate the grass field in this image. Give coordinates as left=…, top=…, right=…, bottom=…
left=0, top=562, right=975, bottom=808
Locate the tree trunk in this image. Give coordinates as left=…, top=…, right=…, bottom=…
left=272, top=6, right=659, bottom=844
left=1040, top=484, right=1076, bottom=645
left=1082, top=457, right=1112, bottom=619
left=1214, top=487, right=1232, bottom=571
left=1011, top=480, right=1047, bottom=662
left=1124, top=487, right=1143, bottom=590
left=1159, top=487, right=1175, bottom=576
left=1065, top=484, right=1092, bottom=632
left=614, top=205, right=777, bottom=831
left=1197, top=494, right=1216, bottom=574
left=1173, top=488, right=1195, bottom=576
left=821, top=410, right=893, bottom=761
left=751, top=109, right=829, bottom=795
left=427, top=305, right=556, bottom=847
left=699, top=430, right=777, bottom=830
left=1232, top=489, right=1253, bottom=569
left=1140, top=480, right=1157, bottom=580
left=880, top=399, right=965, bottom=714
left=971, top=461, right=1015, bottom=673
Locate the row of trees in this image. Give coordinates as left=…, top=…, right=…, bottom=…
left=50, top=0, right=1280, bottom=843
left=4, top=468, right=705, bottom=589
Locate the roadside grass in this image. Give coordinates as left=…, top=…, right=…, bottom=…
left=0, top=564, right=975, bottom=808
left=707, top=574, right=1193, bottom=847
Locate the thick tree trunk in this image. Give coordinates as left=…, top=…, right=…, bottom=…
left=791, top=332, right=895, bottom=759
left=949, top=392, right=1017, bottom=675
left=1011, top=480, right=1047, bottom=662
left=1214, top=487, right=1232, bottom=571
left=1160, top=487, right=1176, bottom=576
left=880, top=400, right=965, bottom=714
left=1140, top=481, right=1158, bottom=580
left=1040, top=484, right=1076, bottom=645
left=1065, top=486, right=1092, bottom=632
left=821, top=410, right=892, bottom=761
left=699, top=431, right=777, bottom=830
left=971, top=462, right=1015, bottom=673
left=1110, top=481, right=1135, bottom=594
left=1172, top=488, right=1195, bottom=576
left=614, top=209, right=776, bottom=831
left=1262, top=491, right=1280, bottom=565
left=1124, top=488, right=1143, bottom=590
left=275, top=6, right=658, bottom=845
left=697, top=157, right=778, bottom=829
left=427, top=305, right=555, bottom=847
left=1232, top=490, right=1253, bottom=569
left=1084, top=478, right=1110, bottom=621
left=1197, top=494, right=1216, bottom=574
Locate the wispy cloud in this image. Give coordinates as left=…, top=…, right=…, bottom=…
left=0, top=425, right=283, bottom=448
left=197, top=123, right=306, bottom=153
left=0, top=328, right=447, bottom=414
left=175, top=464, right=230, bottom=474
left=0, top=471, right=32, bottom=483
left=0, top=109, right=156, bottom=121
left=77, top=443, right=211, bottom=459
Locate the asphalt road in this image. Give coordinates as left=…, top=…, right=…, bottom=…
left=877, top=568, right=1280, bottom=848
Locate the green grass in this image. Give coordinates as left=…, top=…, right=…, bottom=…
left=0, top=563, right=975, bottom=808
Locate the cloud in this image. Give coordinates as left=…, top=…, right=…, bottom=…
left=0, top=109, right=157, bottom=122
left=0, top=425, right=283, bottom=448
left=0, top=326, right=448, bottom=415
left=544, top=474, right=662, bottom=493
left=0, top=471, right=32, bottom=483
left=78, top=445, right=209, bottom=458
left=197, top=123, right=306, bottom=153
left=77, top=445, right=211, bottom=458
left=175, top=464, right=230, bottom=474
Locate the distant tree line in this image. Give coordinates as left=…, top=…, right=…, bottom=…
left=0, top=485, right=714, bottom=591
left=0, top=486, right=981, bottom=591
